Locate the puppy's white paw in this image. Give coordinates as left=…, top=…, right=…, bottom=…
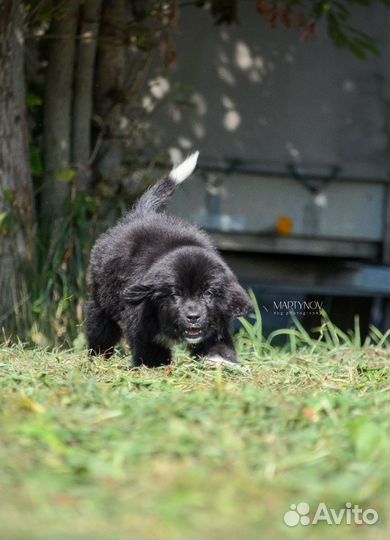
left=204, top=354, right=251, bottom=374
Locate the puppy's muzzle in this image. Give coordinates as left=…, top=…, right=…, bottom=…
left=184, top=326, right=203, bottom=343
left=182, top=303, right=206, bottom=344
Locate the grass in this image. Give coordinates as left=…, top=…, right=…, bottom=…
left=0, top=314, right=389, bottom=539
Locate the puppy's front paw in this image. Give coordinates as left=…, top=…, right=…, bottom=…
left=203, top=354, right=251, bottom=374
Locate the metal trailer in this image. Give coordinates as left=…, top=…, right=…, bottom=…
left=147, top=3, right=390, bottom=333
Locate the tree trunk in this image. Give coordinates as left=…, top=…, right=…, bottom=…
left=0, top=0, right=35, bottom=327
left=41, top=0, right=79, bottom=224
left=94, top=0, right=128, bottom=184
left=72, top=0, right=102, bottom=191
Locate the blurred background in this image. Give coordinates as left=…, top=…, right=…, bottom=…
left=0, top=0, right=389, bottom=346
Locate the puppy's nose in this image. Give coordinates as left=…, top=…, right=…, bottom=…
left=186, top=312, right=200, bottom=324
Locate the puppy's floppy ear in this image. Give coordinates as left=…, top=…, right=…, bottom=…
left=122, top=281, right=155, bottom=304
left=122, top=272, right=170, bottom=304
left=224, top=280, right=252, bottom=317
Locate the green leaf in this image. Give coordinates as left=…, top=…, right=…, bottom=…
left=30, top=145, right=43, bottom=177
left=26, top=92, right=43, bottom=109
left=55, top=169, right=76, bottom=182
left=0, top=211, right=16, bottom=234
left=2, top=188, right=16, bottom=205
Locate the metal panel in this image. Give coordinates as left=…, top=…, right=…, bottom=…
left=148, top=3, right=389, bottom=181
left=149, top=3, right=389, bottom=263
left=169, top=171, right=385, bottom=241
left=221, top=253, right=390, bottom=297
left=167, top=169, right=386, bottom=260
left=211, top=232, right=380, bottom=260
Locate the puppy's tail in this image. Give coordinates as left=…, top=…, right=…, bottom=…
left=135, top=151, right=199, bottom=214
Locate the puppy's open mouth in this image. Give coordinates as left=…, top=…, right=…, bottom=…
left=184, top=327, right=203, bottom=344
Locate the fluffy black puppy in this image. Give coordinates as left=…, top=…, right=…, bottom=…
left=86, top=152, right=252, bottom=367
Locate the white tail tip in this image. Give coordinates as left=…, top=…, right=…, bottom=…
left=170, top=151, right=199, bottom=184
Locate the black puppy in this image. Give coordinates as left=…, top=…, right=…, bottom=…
left=86, top=152, right=252, bottom=367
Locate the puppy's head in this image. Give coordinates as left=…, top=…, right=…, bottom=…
left=123, top=248, right=252, bottom=344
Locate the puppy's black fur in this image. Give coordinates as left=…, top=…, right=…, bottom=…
left=86, top=152, right=252, bottom=367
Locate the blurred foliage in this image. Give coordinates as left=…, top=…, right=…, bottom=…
left=200, top=0, right=389, bottom=58
left=18, top=187, right=132, bottom=347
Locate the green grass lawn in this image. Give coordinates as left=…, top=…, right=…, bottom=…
left=0, top=318, right=389, bottom=539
